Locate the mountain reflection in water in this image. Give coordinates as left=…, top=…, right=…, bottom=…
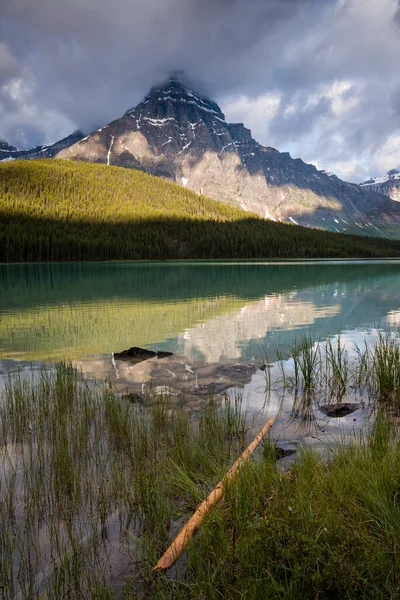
left=1, top=260, right=400, bottom=397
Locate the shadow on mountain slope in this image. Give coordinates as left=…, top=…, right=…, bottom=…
left=2, top=211, right=400, bottom=265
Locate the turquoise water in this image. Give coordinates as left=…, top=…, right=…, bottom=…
left=1, top=260, right=400, bottom=363
left=1, top=259, right=400, bottom=446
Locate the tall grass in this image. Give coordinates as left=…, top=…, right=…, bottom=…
left=0, top=365, right=247, bottom=599
left=276, top=331, right=400, bottom=409
left=170, top=418, right=400, bottom=600
left=2, top=357, right=400, bottom=598
left=371, top=332, right=400, bottom=402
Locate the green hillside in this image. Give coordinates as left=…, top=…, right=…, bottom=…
left=1, top=159, right=400, bottom=261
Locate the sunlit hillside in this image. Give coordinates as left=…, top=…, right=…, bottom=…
left=1, top=159, right=400, bottom=261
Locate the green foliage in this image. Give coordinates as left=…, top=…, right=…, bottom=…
left=2, top=365, right=400, bottom=598
left=1, top=159, right=400, bottom=261
left=276, top=333, right=400, bottom=407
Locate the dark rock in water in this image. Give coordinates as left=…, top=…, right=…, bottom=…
left=214, top=363, right=256, bottom=378
left=264, top=443, right=297, bottom=462
left=121, top=391, right=146, bottom=403
left=274, top=446, right=297, bottom=461
left=187, top=382, right=231, bottom=396
left=319, top=403, right=361, bottom=418
left=155, top=351, right=174, bottom=359
left=114, top=347, right=173, bottom=362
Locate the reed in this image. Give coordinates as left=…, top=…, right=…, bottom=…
left=2, top=350, right=400, bottom=598
left=275, top=331, right=400, bottom=410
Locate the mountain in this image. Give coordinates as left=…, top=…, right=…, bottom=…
left=0, top=139, right=19, bottom=160
left=56, top=76, right=400, bottom=238
left=360, top=169, right=400, bottom=203
left=0, top=130, right=85, bottom=162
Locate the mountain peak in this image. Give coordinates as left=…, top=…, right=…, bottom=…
left=56, top=78, right=400, bottom=238
left=125, top=77, right=225, bottom=122
left=0, top=139, right=18, bottom=153
left=360, top=168, right=400, bottom=203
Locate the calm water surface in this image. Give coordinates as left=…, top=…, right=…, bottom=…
left=1, top=260, right=400, bottom=448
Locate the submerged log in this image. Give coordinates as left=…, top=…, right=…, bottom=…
left=154, top=416, right=275, bottom=571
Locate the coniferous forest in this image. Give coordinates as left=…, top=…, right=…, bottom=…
left=1, top=159, right=400, bottom=262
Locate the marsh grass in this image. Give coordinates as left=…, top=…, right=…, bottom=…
left=275, top=331, right=400, bottom=411
left=371, top=332, right=400, bottom=403
left=0, top=365, right=247, bottom=599
left=2, top=358, right=400, bottom=599
left=154, top=418, right=400, bottom=600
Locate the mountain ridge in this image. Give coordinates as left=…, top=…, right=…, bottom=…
left=361, top=169, right=400, bottom=203
left=56, top=76, right=400, bottom=238
left=3, top=76, right=400, bottom=239
left=0, top=130, right=85, bottom=161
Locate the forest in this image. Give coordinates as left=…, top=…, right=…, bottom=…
left=1, top=159, right=400, bottom=262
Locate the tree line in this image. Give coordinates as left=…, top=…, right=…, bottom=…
left=1, top=159, right=400, bottom=262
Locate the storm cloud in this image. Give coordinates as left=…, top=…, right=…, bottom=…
left=1, top=0, right=400, bottom=181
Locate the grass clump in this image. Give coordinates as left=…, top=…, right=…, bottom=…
left=160, top=421, right=400, bottom=600
left=1, top=363, right=400, bottom=598
left=0, top=365, right=247, bottom=598
left=275, top=332, right=400, bottom=409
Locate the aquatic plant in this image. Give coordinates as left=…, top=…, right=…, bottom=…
left=276, top=332, right=400, bottom=411
left=2, top=353, right=400, bottom=598
left=371, top=332, right=400, bottom=403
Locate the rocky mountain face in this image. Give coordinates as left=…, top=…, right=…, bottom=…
left=57, top=78, right=400, bottom=237
left=0, top=130, right=84, bottom=162
left=0, top=139, right=19, bottom=160
left=360, top=170, right=400, bottom=203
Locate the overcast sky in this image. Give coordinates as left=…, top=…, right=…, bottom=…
left=1, top=0, right=400, bottom=182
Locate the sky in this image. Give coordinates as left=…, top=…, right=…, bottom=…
left=1, top=0, right=400, bottom=182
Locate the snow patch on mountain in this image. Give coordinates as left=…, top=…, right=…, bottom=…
left=361, top=169, right=400, bottom=186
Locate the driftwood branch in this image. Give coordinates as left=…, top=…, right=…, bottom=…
left=154, top=416, right=275, bottom=571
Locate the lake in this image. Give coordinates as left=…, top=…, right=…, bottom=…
left=1, top=260, right=400, bottom=447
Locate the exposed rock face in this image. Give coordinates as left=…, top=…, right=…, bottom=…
left=0, top=140, right=18, bottom=153
left=0, top=139, right=19, bottom=161
left=361, top=169, right=400, bottom=203
left=57, top=77, right=400, bottom=237
left=0, top=130, right=85, bottom=162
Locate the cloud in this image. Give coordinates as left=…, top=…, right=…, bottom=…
left=0, top=43, right=20, bottom=83
left=1, top=0, right=400, bottom=181
left=228, top=0, right=400, bottom=181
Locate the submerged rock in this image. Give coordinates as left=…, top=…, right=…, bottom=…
left=259, top=363, right=274, bottom=371
left=214, top=363, right=256, bottom=379
left=186, top=382, right=232, bottom=396
left=319, top=403, right=361, bottom=418
left=121, top=391, right=146, bottom=403
left=274, top=446, right=297, bottom=461
left=114, top=347, right=173, bottom=362
left=264, top=443, right=297, bottom=462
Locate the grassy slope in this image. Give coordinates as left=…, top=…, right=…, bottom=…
left=1, top=160, right=400, bottom=260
